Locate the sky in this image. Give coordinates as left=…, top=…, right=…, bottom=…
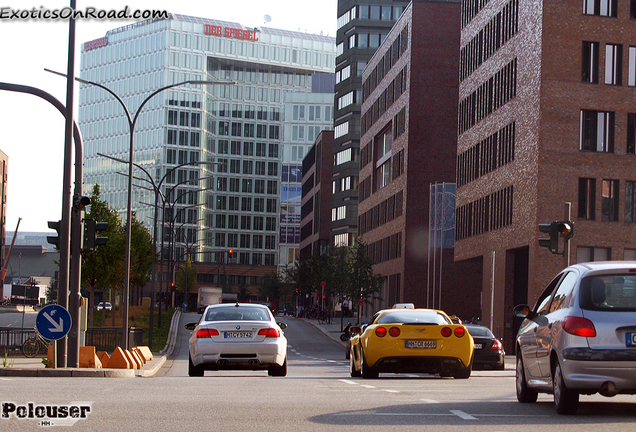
left=0, top=0, right=338, bottom=233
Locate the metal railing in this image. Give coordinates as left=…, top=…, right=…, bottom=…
left=1, top=327, right=143, bottom=355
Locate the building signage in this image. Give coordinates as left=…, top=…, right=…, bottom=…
left=205, top=24, right=259, bottom=41
left=83, top=37, right=108, bottom=51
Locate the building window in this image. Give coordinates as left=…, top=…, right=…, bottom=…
left=582, top=41, right=599, bottom=83
left=376, top=160, right=391, bottom=190
left=577, top=246, right=610, bottom=263
left=625, top=181, right=636, bottom=222
left=605, top=43, right=622, bottom=85
left=601, top=179, right=619, bottom=221
left=580, top=110, right=614, bottom=152
left=578, top=178, right=596, bottom=220
left=583, top=0, right=617, bottom=17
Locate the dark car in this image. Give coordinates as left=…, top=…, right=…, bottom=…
left=464, top=324, right=505, bottom=370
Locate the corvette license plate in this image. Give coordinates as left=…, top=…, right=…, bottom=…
left=224, top=332, right=252, bottom=339
left=405, top=340, right=436, bottom=349
left=626, top=333, right=636, bottom=346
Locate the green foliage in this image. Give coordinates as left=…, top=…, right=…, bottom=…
left=259, top=271, right=284, bottom=302
left=175, top=255, right=198, bottom=295
left=284, top=241, right=383, bottom=304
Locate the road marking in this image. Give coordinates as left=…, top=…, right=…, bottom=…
left=420, top=399, right=439, bottom=404
left=340, top=379, right=357, bottom=385
left=360, top=385, right=376, bottom=389
left=450, top=410, right=477, bottom=420
left=382, top=389, right=399, bottom=393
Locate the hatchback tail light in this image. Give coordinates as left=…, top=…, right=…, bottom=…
left=490, top=339, right=503, bottom=351
left=196, top=328, right=219, bottom=338
left=562, top=316, right=596, bottom=337
left=258, top=328, right=281, bottom=338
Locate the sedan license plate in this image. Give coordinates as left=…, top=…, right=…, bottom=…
left=405, top=340, right=436, bottom=349
left=224, top=332, right=253, bottom=339
left=473, top=343, right=484, bottom=350
left=626, top=332, right=636, bottom=347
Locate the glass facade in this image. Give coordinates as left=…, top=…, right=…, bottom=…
left=79, top=14, right=335, bottom=265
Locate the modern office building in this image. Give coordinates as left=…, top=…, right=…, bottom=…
left=332, top=0, right=410, bottom=248
left=455, top=0, right=636, bottom=350
left=78, top=14, right=335, bottom=296
left=358, top=0, right=482, bottom=317
left=279, top=84, right=335, bottom=274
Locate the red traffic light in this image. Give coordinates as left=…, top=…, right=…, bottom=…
left=228, top=249, right=233, bottom=257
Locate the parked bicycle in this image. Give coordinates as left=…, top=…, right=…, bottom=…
left=22, top=329, right=50, bottom=358
left=317, top=310, right=332, bottom=324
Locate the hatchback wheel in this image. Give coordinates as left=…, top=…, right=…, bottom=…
left=553, top=360, right=578, bottom=414
left=516, top=354, right=537, bottom=403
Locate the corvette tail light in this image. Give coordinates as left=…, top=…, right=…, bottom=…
left=490, top=339, right=503, bottom=351
left=375, top=327, right=387, bottom=337
left=258, top=328, right=281, bottom=338
left=196, top=328, right=219, bottom=338
left=454, top=327, right=466, bottom=338
left=389, top=327, right=400, bottom=337
left=441, top=327, right=452, bottom=338
left=562, top=316, right=596, bottom=337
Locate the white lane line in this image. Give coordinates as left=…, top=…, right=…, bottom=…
left=420, top=399, right=440, bottom=404
left=360, top=385, right=376, bottom=389
left=340, top=379, right=357, bottom=385
left=450, top=410, right=477, bottom=420
left=382, top=389, right=399, bottom=393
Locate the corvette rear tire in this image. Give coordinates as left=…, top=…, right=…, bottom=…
left=349, top=349, right=361, bottom=377
left=360, top=349, right=378, bottom=379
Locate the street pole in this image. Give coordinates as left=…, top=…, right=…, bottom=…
left=564, top=202, right=571, bottom=268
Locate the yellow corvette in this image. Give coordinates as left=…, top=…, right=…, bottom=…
left=348, top=308, right=474, bottom=379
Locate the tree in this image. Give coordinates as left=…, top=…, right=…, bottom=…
left=175, top=254, right=198, bottom=304
left=81, top=184, right=125, bottom=327
left=259, top=271, right=284, bottom=303
left=346, top=240, right=383, bottom=319
left=129, top=212, right=154, bottom=305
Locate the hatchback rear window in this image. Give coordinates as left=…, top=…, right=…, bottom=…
left=205, top=307, right=270, bottom=321
left=580, top=275, right=636, bottom=311
left=377, top=311, right=451, bottom=325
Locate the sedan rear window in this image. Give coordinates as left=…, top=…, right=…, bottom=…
left=377, top=311, right=451, bottom=325
left=580, top=275, right=636, bottom=311
left=205, top=307, right=270, bottom=321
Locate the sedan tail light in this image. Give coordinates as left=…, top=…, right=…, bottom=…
left=490, top=339, right=503, bottom=351
left=196, top=328, right=219, bottom=338
left=562, top=316, right=596, bottom=337
left=258, top=328, right=281, bottom=338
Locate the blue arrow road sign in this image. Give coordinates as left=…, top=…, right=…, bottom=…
left=36, top=304, right=72, bottom=341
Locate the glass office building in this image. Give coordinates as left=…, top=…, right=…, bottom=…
left=79, top=13, right=335, bottom=266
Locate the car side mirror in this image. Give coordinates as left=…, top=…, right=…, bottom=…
left=349, top=326, right=362, bottom=334
left=513, top=304, right=532, bottom=319
left=277, top=322, right=287, bottom=330
left=184, top=323, right=196, bottom=330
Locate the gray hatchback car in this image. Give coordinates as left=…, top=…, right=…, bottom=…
left=514, top=261, right=636, bottom=414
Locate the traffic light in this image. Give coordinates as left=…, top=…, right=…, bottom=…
left=228, top=248, right=233, bottom=259
left=85, top=219, right=109, bottom=251
left=539, top=221, right=574, bottom=254
left=47, top=220, right=61, bottom=248
left=170, top=282, right=176, bottom=292
left=73, top=195, right=91, bottom=211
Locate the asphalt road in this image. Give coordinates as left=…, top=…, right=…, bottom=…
left=1, top=313, right=636, bottom=431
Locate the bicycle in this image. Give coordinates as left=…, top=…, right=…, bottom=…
left=317, top=310, right=332, bottom=324
left=22, top=330, right=50, bottom=358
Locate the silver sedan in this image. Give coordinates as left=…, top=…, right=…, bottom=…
left=514, top=261, right=636, bottom=414
left=185, top=303, right=288, bottom=377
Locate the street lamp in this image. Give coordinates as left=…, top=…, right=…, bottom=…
left=48, top=68, right=235, bottom=349
left=98, top=152, right=220, bottom=349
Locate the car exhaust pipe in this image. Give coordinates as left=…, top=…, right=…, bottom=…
left=599, top=381, right=618, bottom=397
left=217, top=360, right=228, bottom=366
left=248, top=359, right=260, bottom=365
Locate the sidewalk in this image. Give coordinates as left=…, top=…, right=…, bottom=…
left=0, top=310, right=182, bottom=378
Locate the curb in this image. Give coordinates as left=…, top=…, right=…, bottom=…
left=159, top=309, right=182, bottom=357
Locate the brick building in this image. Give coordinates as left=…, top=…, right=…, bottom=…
left=358, top=0, right=482, bottom=317
left=300, top=131, right=334, bottom=258
left=456, top=0, right=636, bottom=350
